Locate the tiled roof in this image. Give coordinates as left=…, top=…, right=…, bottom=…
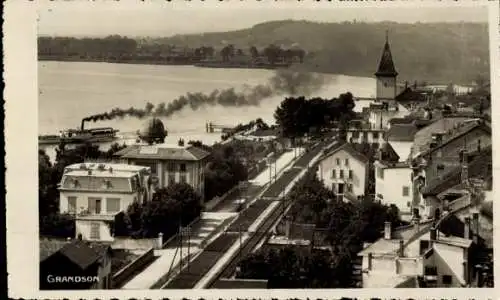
left=421, top=146, right=492, bottom=197
left=358, top=239, right=401, bottom=256
left=375, top=39, right=398, bottom=77
left=395, top=87, right=428, bottom=103
left=58, top=240, right=110, bottom=270
left=116, top=144, right=210, bottom=161
left=387, top=124, right=418, bottom=142
left=40, top=239, right=70, bottom=262
left=64, top=163, right=149, bottom=174
left=418, top=121, right=491, bottom=158
left=320, top=142, right=369, bottom=164
left=389, top=118, right=414, bottom=125
left=249, top=129, right=278, bottom=137
left=412, top=117, right=479, bottom=157
left=379, top=142, right=400, bottom=163
left=435, top=235, right=473, bottom=249
left=60, top=172, right=134, bottom=192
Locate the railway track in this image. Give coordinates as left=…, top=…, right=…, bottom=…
left=206, top=198, right=290, bottom=287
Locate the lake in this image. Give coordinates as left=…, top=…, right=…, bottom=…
left=38, top=61, right=376, bottom=160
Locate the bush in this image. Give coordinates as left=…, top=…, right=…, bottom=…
left=115, top=184, right=202, bottom=239
left=39, top=213, right=75, bottom=238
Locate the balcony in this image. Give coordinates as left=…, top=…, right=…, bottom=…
left=76, top=209, right=118, bottom=221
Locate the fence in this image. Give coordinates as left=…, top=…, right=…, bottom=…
left=161, top=215, right=201, bottom=249
left=112, top=247, right=155, bottom=288
left=112, top=238, right=158, bottom=251
left=204, top=184, right=241, bottom=212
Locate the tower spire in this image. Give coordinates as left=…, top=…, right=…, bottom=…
left=375, top=30, right=398, bottom=77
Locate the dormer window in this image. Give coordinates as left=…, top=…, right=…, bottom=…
left=71, top=178, right=80, bottom=188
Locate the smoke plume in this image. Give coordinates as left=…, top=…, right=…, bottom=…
left=82, top=70, right=327, bottom=123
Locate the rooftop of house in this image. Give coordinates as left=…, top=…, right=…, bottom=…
left=421, top=146, right=492, bottom=197
left=40, top=239, right=111, bottom=269
left=248, top=129, right=279, bottom=137
left=319, top=142, right=369, bottom=164
left=411, top=117, right=485, bottom=157
left=395, top=87, right=430, bottom=104
left=418, top=120, right=490, bottom=158
left=115, top=143, right=210, bottom=161
left=378, top=142, right=400, bottom=163
left=387, top=124, right=419, bottom=142
left=376, top=160, right=410, bottom=169
left=435, top=235, right=473, bottom=249
left=60, top=171, right=137, bottom=192
left=359, top=218, right=472, bottom=257
left=64, top=163, right=150, bottom=174
left=40, top=239, right=70, bottom=262
left=363, top=272, right=416, bottom=288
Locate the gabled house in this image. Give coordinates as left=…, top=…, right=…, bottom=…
left=317, top=142, right=369, bottom=200
left=358, top=220, right=474, bottom=288
left=40, top=239, right=112, bottom=290
left=414, top=119, right=491, bottom=184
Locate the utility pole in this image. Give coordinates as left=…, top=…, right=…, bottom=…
left=179, top=218, right=183, bottom=272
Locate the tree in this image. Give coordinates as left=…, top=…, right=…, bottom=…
left=120, top=184, right=202, bottom=238
left=274, top=93, right=356, bottom=140
left=249, top=46, right=259, bottom=59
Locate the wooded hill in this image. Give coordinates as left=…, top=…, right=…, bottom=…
left=39, top=20, right=490, bottom=84
left=151, top=20, right=490, bottom=84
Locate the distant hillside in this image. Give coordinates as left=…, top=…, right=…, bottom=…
left=153, top=20, right=490, bottom=84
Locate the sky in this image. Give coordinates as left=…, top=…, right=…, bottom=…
left=37, top=1, right=489, bottom=38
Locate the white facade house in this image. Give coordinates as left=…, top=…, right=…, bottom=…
left=386, top=124, right=418, bottom=162
left=317, top=143, right=369, bottom=199
left=359, top=221, right=473, bottom=288
left=374, top=161, right=413, bottom=220
left=59, top=163, right=152, bottom=242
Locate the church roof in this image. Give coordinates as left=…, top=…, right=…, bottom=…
left=375, top=33, right=398, bottom=77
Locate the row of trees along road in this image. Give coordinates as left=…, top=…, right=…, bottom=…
left=237, top=170, right=405, bottom=288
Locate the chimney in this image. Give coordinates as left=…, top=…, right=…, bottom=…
left=399, top=239, right=405, bottom=257
left=472, top=213, right=479, bottom=243
left=412, top=218, right=420, bottom=233
left=81, top=119, right=85, bottom=131
left=405, top=81, right=409, bottom=89
left=414, top=81, right=417, bottom=89
left=464, top=217, right=470, bottom=240
left=384, top=221, right=392, bottom=240
left=461, top=160, right=469, bottom=186
left=430, top=226, right=437, bottom=242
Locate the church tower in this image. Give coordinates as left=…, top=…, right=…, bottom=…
left=375, top=31, right=398, bottom=101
